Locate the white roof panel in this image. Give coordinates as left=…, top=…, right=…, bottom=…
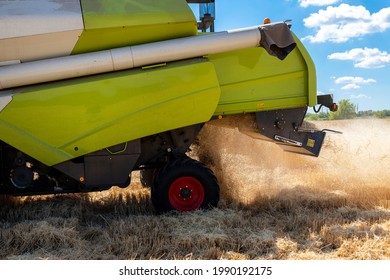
left=0, top=0, right=84, bottom=39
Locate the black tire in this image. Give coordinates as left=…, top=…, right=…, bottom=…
left=140, top=168, right=158, bottom=188
left=151, top=157, right=219, bottom=213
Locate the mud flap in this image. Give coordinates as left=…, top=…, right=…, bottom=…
left=208, top=108, right=328, bottom=157
left=275, top=130, right=326, bottom=157
left=256, top=107, right=326, bottom=157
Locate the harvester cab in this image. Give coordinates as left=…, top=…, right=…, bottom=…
left=0, top=0, right=336, bottom=212
left=187, top=0, right=216, bottom=32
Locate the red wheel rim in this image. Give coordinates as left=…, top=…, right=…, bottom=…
left=168, top=176, right=205, bottom=211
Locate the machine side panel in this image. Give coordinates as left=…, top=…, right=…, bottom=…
left=208, top=33, right=317, bottom=115
left=293, top=34, right=317, bottom=107
left=0, top=60, right=220, bottom=166
left=73, top=0, right=198, bottom=54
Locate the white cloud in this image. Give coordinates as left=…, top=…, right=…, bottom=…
left=349, top=94, right=371, bottom=99
left=299, top=0, right=340, bottom=8
left=303, top=4, right=390, bottom=43
left=335, top=76, right=376, bottom=84
left=335, top=76, right=376, bottom=90
left=317, top=90, right=333, bottom=95
left=328, top=48, right=390, bottom=68
left=341, top=84, right=360, bottom=90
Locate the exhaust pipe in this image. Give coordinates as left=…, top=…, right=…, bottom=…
left=0, top=22, right=295, bottom=90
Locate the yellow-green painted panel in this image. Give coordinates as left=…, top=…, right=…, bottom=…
left=208, top=33, right=316, bottom=115
left=80, top=0, right=195, bottom=29
left=0, top=60, right=220, bottom=166
left=73, top=0, right=197, bottom=54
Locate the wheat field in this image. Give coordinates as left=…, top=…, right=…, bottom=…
left=1, top=119, right=389, bottom=260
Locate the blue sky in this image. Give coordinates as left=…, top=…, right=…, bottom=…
left=191, top=0, right=390, bottom=111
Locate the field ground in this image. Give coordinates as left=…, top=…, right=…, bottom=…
left=1, top=119, right=390, bottom=260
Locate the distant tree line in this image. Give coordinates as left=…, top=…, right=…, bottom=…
left=306, top=99, right=390, bottom=121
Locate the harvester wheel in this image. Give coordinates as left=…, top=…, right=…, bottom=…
left=151, top=157, right=219, bottom=213
left=140, top=168, right=158, bottom=188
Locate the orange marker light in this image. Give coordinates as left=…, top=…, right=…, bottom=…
left=79, top=177, right=85, bottom=182
left=218, top=115, right=223, bottom=120
left=264, top=18, right=271, bottom=24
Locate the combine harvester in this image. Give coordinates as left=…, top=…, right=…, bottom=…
left=0, top=0, right=337, bottom=212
